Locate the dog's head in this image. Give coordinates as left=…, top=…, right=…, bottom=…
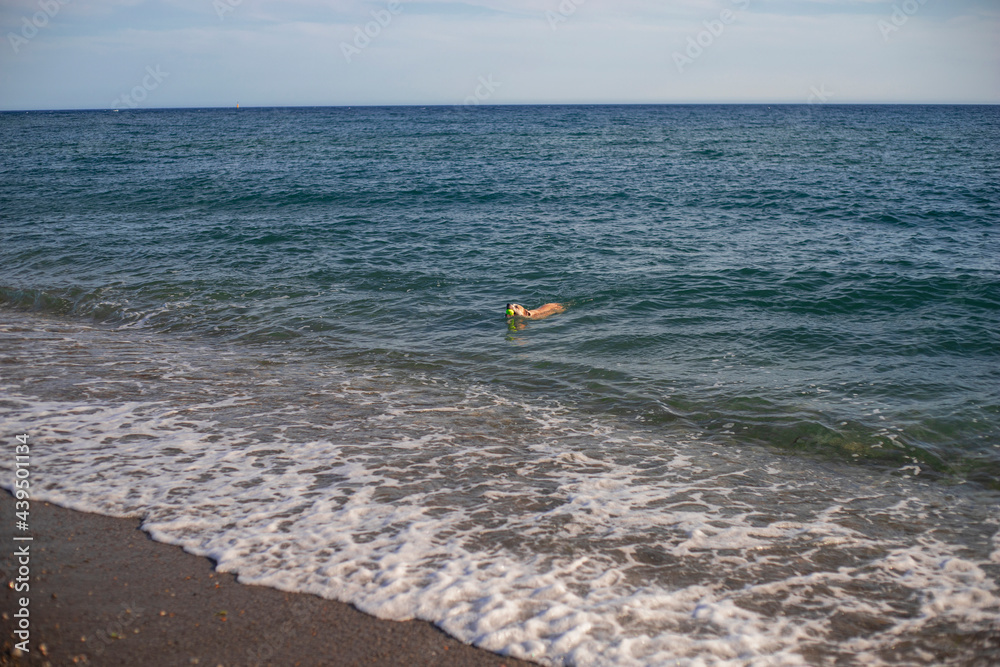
left=506, top=303, right=531, bottom=318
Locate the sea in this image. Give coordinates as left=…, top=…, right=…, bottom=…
left=1, top=105, right=998, bottom=666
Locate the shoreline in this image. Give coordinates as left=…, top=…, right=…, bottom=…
left=0, top=493, right=534, bottom=666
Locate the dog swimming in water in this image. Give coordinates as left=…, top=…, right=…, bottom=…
left=505, top=303, right=566, bottom=320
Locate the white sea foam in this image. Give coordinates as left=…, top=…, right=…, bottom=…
left=2, top=315, right=999, bottom=666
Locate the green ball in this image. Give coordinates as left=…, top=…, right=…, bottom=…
left=506, top=309, right=514, bottom=317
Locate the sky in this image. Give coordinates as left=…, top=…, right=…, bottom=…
left=0, top=0, right=998, bottom=110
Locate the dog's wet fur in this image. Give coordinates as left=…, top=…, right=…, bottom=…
left=505, top=303, right=566, bottom=320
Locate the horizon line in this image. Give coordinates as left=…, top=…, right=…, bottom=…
left=3, top=102, right=999, bottom=114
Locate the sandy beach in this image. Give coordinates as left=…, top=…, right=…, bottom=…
left=0, top=493, right=534, bottom=666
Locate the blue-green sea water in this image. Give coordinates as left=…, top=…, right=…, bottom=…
left=2, top=106, right=999, bottom=665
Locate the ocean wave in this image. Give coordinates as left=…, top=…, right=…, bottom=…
left=0, top=284, right=138, bottom=324
left=1, top=311, right=998, bottom=666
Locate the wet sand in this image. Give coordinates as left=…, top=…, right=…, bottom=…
left=0, top=493, right=534, bottom=666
